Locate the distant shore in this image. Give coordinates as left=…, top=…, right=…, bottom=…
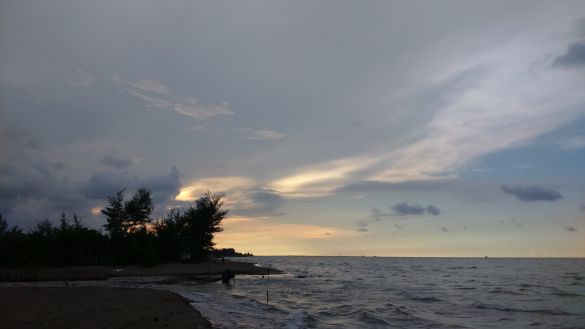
left=0, top=259, right=283, bottom=282
left=0, top=287, right=212, bottom=329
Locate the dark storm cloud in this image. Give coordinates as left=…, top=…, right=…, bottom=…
left=81, top=167, right=181, bottom=202
left=501, top=184, right=563, bottom=202
left=100, top=154, right=135, bottom=169
left=554, top=40, right=585, bottom=67
left=564, top=226, right=578, bottom=232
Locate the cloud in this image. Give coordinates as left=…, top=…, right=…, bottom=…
left=554, top=41, right=585, bottom=67
left=246, top=129, right=286, bottom=141
left=392, top=202, right=441, bottom=216
left=100, top=154, right=140, bottom=169
left=176, top=176, right=255, bottom=201
left=68, top=70, right=95, bottom=87
left=370, top=202, right=441, bottom=220
left=269, top=156, right=379, bottom=197
left=426, top=204, right=441, bottom=216
left=176, top=177, right=285, bottom=217
left=269, top=36, right=585, bottom=196
left=81, top=167, right=181, bottom=203
left=580, top=205, right=585, bottom=211
left=501, top=184, right=563, bottom=202
left=564, top=225, right=578, bottom=232
left=440, top=227, right=449, bottom=232
left=113, top=76, right=233, bottom=121
left=392, top=202, right=426, bottom=215
left=232, top=189, right=285, bottom=217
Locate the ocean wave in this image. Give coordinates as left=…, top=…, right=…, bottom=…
left=284, top=309, right=308, bottom=329
left=472, top=302, right=572, bottom=316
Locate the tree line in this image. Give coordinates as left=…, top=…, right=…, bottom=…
left=0, top=189, right=227, bottom=267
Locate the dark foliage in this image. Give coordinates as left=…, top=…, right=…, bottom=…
left=0, top=189, right=229, bottom=268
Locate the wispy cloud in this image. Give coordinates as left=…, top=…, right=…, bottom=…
left=268, top=37, right=585, bottom=196
left=113, top=76, right=233, bottom=120
left=501, top=184, right=563, bottom=202
left=564, top=225, right=578, bottom=232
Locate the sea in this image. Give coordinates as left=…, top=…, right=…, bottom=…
left=4, top=257, right=585, bottom=328
left=175, top=257, right=585, bottom=329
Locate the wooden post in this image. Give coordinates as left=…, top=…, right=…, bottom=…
left=266, top=291, right=269, bottom=305
left=267, top=264, right=271, bottom=280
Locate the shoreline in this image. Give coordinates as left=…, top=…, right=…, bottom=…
left=0, top=259, right=283, bottom=282
left=0, top=287, right=212, bottom=329
left=0, top=260, right=283, bottom=328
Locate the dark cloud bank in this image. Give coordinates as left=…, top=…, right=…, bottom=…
left=554, top=40, right=585, bottom=67
left=501, top=184, right=563, bottom=202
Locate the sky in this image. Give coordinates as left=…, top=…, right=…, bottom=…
left=1, top=0, right=584, bottom=257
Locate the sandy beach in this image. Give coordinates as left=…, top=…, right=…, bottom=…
left=0, top=260, right=282, bottom=328
left=0, top=287, right=211, bottom=329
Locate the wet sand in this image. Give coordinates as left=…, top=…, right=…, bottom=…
left=0, top=287, right=211, bottom=329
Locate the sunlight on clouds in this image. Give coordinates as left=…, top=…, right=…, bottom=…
left=176, top=176, right=254, bottom=201
left=269, top=36, right=585, bottom=194
left=90, top=206, right=102, bottom=215
left=269, top=156, right=379, bottom=197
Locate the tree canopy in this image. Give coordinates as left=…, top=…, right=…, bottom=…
left=0, top=188, right=230, bottom=267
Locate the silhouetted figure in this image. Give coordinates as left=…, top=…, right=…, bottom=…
left=222, top=268, right=235, bottom=284
left=222, top=256, right=225, bottom=264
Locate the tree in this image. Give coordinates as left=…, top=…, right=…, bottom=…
left=101, top=189, right=126, bottom=237
left=0, top=213, right=7, bottom=238
left=124, top=188, right=154, bottom=233
left=154, top=208, right=182, bottom=261
left=180, top=191, right=228, bottom=260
